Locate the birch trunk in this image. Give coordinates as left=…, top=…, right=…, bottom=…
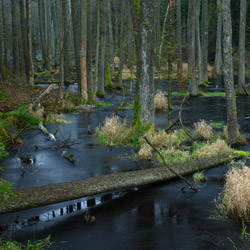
left=222, top=0, right=237, bottom=145
left=139, top=0, right=155, bottom=126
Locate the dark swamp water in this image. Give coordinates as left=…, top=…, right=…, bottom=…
left=1, top=78, right=250, bottom=250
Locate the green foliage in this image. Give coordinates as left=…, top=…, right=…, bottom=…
left=0, top=235, right=52, bottom=250
left=7, top=106, right=42, bottom=128
left=0, top=178, right=18, bottom=207
left=193, top=171, right=207, bottom=183
left=203, top=92, right=226, bottom=97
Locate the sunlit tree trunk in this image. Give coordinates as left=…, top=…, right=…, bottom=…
left=139, top=0, right=154, bottom=126
left=222, top=0, right=237, bottom=145
left=187, top=0, right=197, bottom=96
left=237, top=0, right=247, bottom=95
left=215, top=0, right=223, bottom=76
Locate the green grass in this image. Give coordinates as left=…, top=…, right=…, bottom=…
left=123, top=103, right=134, bottom=110
left=203, top=92, right=225, bottom=97
left=211, top=122, right=224, bottom=128
left=95, top=101, right=113, bottom=107
left=0, top=235, right=52, bottom=250
left=172, top=92, right=188, bottom=96
left=193, top=171, right=207, bottom=183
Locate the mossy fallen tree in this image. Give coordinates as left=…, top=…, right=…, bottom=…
left=0, top=152, right=244, bottom=214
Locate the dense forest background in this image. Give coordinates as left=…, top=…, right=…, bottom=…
left=0, top=0, right=249, bottom=96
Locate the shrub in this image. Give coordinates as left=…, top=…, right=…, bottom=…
left=157, top=147, right=191, bottom=165
left=194, top=120, right=214, bottom=140
left=95, top=115, right=133, bottom=146
left=141, top=129, right=188, bottom=149
left=219, top=164, right=250, bottom=223
left=154, top=91, right=167, bottom=111
left=193, top=139, right=231, bottom=160
left=193, top=171, right=207, bottom=183
left=138, top=144, right=153, bottom=160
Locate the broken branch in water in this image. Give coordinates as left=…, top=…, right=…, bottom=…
left=143, top=136, right=198, bottom=192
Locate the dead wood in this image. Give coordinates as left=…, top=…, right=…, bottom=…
left=0, top=152, right=242, bottom=214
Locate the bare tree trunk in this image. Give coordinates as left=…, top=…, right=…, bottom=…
left=80, top=0, right=88, bottom=100
left=196, top=0, right=203, bottom=86
left=222, top=0, right=237, bottom=145
left=19, top=0, right=29, bottom=82
left=107, top=0, right=114, bottom=75
left=1, top=0, right=7, bottom=80
left=176, top=0, right=184, bottom=92
left=71, top=0, right=82, bottom=91
left=187, top=0, right=197, bottom=96
left=202, top=0, right=208, bottom=83
left=119, top=1, right=125, bottom=84
left=215, top=0, right=223, bottom=76
left=237, top=0, right=247, bottom=95
left=139, top=0, right=155, bottom=126
left=95, top=0, right=100, bottom=88
left=87, top=0, right=94, bottom=100
left=11, top=0, right=20, bottom=77
left=59, top=0, right=64, bottom=99
left=0, top=1, right=3, bottom=81
left=26, top=0, right=34, bottom=85
left=62, top=0, right=70, bottom=82
left=38, top=0, right=49, bottom=70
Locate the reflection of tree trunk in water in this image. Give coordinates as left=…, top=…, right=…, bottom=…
left=1, top=152, right=242, bottom=214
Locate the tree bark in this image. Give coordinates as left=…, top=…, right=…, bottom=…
left=107, top=0, right=114, bottom=76
left=196, top=0, right=203, bottom=86
left=202, top=0, right=208, bottom=83
left=26, top=0, right=34, bottom=85
left=176, top=0, right=184, bottom=92
left=11, top=0, right=20, bottom=77
left=1, top=0, right=8, bottom=80
left=187, top=0, right=197, bottom=96
left=222, top=0, right=238, bottom=145
left=215, top=0, right=223, bottom=76
left=237, top=0, right=247, bottom=94
left=139, top=0, right=155, bottom=126
left=0, top=152, right=242, bottom=215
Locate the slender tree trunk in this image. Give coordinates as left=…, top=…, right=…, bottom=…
left=95, top=0, right=100, bottom=88
left=187, top=0, right=197, bottom=96
left=62, top=0, right=70, bottom=82
left=107, top=0, right=114, bottom=75
left=19, top=0, right=29, bottom=82
left=0, top=1, right=3, bottom=81
left=59, top=0, right=64, bottom=99
left=202, top=0, right=208, bottom=83
left=119, top=1, right=125, bottom=84
left=1, top=0, right=7, bottom=79
left=26, top=0, right=34, bottom=85
left=130, top=0, right=141, bottom=126
left=98, top=0, right=106, bottom=95
left=215, top=0, right=223, bottom=76
left=11, top=0, right=20, bottom=77
left=168, top=0, right=174, bottom=127
left=139, top=0, right=155, bottom=126
left=196, top=0, right=203, bottom=86
left=237, top=0, right=247, bottom=94
left=176, top=0, right=184, bottom=92
left=80, top=0, right=88, bottom=100
left=222, top=0, right=237, bottom=145
left=87, top=0, right=94, bottom=100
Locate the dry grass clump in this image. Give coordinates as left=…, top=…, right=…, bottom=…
left=193, top=139, right=231, bottom=160
left=220, top=164, right=250, bottom=222
left=158, top=147, right=191, bottom=165
left=194, top=120, right=214, bottom=140
left=154, top=91, right=168, bottom=111
left=141, top=129, right=188, bottom=149
left=138, top=144, right=153, bottom=160
left=95, top=115, right=133, bottom=146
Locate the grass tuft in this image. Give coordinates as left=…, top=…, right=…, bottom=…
left=194, top=120, right=214, bottom=140
left=154, top=91, right=168, bottom=111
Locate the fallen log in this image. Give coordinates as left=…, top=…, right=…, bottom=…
left=0, top=152, right=243, bottom=214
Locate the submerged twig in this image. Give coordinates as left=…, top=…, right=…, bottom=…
left=143, top=136, right=198, bottom=192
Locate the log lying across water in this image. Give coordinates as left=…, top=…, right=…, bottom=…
left=0, top=152, right=243, bottom=214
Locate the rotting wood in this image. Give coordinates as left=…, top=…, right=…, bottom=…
left=0, top=152, right=243, bottom=215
